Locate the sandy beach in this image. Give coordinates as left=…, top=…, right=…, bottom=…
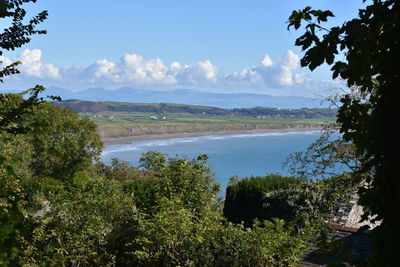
left=102, top=126, right=323, bottom=145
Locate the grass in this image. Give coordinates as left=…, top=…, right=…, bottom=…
left=81, top=111, right=334, bottom=126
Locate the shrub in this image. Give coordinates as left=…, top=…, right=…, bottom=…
left=223, top=174, right=299, bottom=226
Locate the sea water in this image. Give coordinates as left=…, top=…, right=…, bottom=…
left=101, top=130, right=324, bottom=194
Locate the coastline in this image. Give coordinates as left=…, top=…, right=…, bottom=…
left=102, top=126, right=323, bottom=145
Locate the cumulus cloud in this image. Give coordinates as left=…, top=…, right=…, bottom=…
left=255, top=50, right=304, bottom=87
left=0, top=54, right=13, bottom=66
left=225, top=68, right=262, bottom=87
left=0, top=49, right=333, bottom=97
left=174, top=60, right=218, bottom=85
left=19, top=49, right=60, bottom=79
left=223, top=49, right=318, bottom=96
left=278, top=50, right=300, bottom=85
left=260, top=55, right=273, bottom=67
left=119, top=54, right=175, bottom=84
left=60, top=54, right=218, bottom=87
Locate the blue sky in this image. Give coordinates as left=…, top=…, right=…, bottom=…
left=1, top=0, right=367, bottom=97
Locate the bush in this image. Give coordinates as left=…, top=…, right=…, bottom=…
left=21, top=174, right=136, bottom=266
left=262, top=174, right=353, bottom=228
left=223, top=174, right=299, bottom=226
left=198, top=219, right=308, bottom=267
left=224, top=173, right=353, bottom=230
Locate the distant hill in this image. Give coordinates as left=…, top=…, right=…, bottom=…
left=14, top=86, right=329, bottom=109
left=55, top=99, right=337, bottom=119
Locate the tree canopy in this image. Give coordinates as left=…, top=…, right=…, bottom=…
left=0, top=0, right=48, bottom=82
left=2, top=0, right=389, bottom=265
left=288, top=1, right=400, bottom=264
left=1, top=1, right=48, bottom=263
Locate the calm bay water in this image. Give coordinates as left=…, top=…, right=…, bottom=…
left=101, top=130, right=323, bottom=194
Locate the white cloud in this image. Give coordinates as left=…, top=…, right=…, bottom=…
left=225, top=68, right=261, bottom=86
left=0, top=54, right=13, bottom=66
left=19, top=49, right=61, bottom=79
left=175, top=60, right=218, bottom=85
left=222, top=50, right=335, bottom=96
left=278, top=50, right=300, bottom=86
left=261, top=55, right=273, bottom=67
left=90, top=59, right=117, bottom=79
left=0, top=49, right=334, bottom=97
left=224, top=50, right=305, bottom=89
left=253, top=50, right=304, bottom=87
left=119, top=54, right=174, bottom=84
left=282, top=50, right=300, bottom=70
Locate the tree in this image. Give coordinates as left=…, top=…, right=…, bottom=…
left=0, top=86, right=55, bottom=133
left=1, top=0, right=52, bottom=132
left=21, top=102, right=103, bottom=180
left=1, top=1, right=48, bottom=264
left=223, top=174, right=352, bottom=230
left=284, top=127, right=360, bottom=180
left=101, top=158, right=152, bottom=182
left=262, top=174, right=352, bottom=230
left=0, top=157, right=27, bottom=265
left=285, top=86, right=368, bottom=180
left=21, top=173, right=137, bottom=266
left=223, top=174, right=299, bottom=226
left=128, top=154, right=308, bottom=266
left=138, top=152, right=219, bottom=217
left=288, top=1, right=400, bottom=264
left=1, top=0, right=48, bottom=82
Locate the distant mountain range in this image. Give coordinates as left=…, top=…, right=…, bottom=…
left=1, top=86, right=328, bottom=109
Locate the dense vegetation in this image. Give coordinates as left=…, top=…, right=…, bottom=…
left=0, top=87, right=345, bottom=265
left=2, top=97, right=320, bottom=265
left=224, top=174, right=352, bottom=228
left=288, top=0, right=399, bottom=264
left=0, top=98, right=354, bottom=265
left=2, top=0, right=395, bottom=265
left=224, top=175, right=300, bottom=226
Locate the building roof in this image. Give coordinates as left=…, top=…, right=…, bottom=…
left=300, top=191, right=376, bottom=266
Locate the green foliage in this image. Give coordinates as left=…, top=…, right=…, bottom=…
left=139, top=152, right=220, bottom=217
left=285, top=129, right=360, bottom=179
left=198, top=219, right=308, bottom=267
left=0, top=132, right=33, bottom=178
left=0, top=0, right=344, bottom=264
left=101, top=158, right=153, bottom=182
left=224, top=174, right=353, bottom=229
left=124, top=153, right=222, bottom=265
left=0, top=0, right=48, bottom=82
left=262, top=174, right=353, bottom=229
left=129, top=197, right=202, bottom=266
left=0, top=91, right=108, bottom=264
left=0, top=86, right=60, bottom=134
left=1, top=1, right=49, bottom=264
left=121, top=154, right=308, bottom=266
left=131, top=202, right=307, bottom=267
left=139, top=151, right=167, bottom=171
left=20, top=102, right=103, bottom=180
left=1, top=138, right=312, bottom=267
left=21, top=174, right=137, bottom=266
left=223, top=174, right=299, bottom=226
left=123, top=179, right=158, bottom=213
left=288, top=1, right=400, bottom=264
left=0, top=157, right=27, bottom=266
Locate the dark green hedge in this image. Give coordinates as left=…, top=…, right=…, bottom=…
left=223, top=174, right=299, bottom=226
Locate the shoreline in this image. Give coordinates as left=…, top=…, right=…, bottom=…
left=102, top=126, right=323, bottom=145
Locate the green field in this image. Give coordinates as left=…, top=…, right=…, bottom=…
left=56, top=100, right=336, bottom=138
left=81, top=111, right=334, bottom=125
